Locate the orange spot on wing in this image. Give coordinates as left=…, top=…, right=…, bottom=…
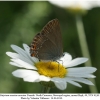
left=31, top=53, right=35, bottom=57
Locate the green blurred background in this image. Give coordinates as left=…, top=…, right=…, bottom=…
left=0, top=1, right=100, bottom=93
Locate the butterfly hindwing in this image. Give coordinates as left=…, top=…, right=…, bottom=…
left=30, top=19, right=63, bottom=60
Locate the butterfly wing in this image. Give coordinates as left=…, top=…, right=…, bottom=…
left=30, top=19, right=63, bottom=60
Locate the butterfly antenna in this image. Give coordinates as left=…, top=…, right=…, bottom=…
left=57, top=60, right=63, bottom=72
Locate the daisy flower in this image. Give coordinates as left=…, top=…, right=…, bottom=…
left=48, top=0, right=100, bottom=14
left=6, top=44, right=97, bottom=90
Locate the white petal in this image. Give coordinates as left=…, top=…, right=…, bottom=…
left=66, top=58, right=88, bottom=67
left=51, top=77, right=63, bottom=82
left=59, top=52, right=72, bottom=62
left=67, top=73, right=96, bottom=78
left=48, top=0, right=99, bottom=10
left=18, top=55, right=34, bottom=65
left=11, top=45, right=29, bottom=59
left=6, top=52, right=19, bottom=59
left=68, top=80, right=82, bottom=87
left=68, top=67, right=97, bottom=74
left=23, top=44, right=39, bottom=63
left=12, top=69, right=39, bottom=79
left=58, top=52, right=72, bottom=67
left=39, top=75, right=50, bottom=82
left=7, top=52, right=33, bottom=65
left=55, top=77, right=82, bottom=87
left=67, top=67, right=96, bottom=78
left=67, top=77, right=94, bottom=85
left=65, top=78, right=82, bottom=87
left=30, top=56, right=39, bottom=63
left=54, top=81, right=67, bottom=90
left=12, top=69, right=40, bottom=82
left=23, top=73, right=40, bottom=82
left=10, top=62, right=23, bottom=67
left=51, top=77, right=67, bottom=90
left=11, top=59, right=37, bottom=70
left=23, top=44, right=30, bottom=56
left=8, top=44, right=39, bottom=66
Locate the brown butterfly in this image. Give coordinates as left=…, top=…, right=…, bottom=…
left=30, top=19, right=63, bottom=61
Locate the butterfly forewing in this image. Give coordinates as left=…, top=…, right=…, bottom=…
left=30, top=19, right=63, bottom=61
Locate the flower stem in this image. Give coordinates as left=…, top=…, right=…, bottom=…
left=43, top=86, right=51, bottom=93
left=75, top=15, right=98, bottom=93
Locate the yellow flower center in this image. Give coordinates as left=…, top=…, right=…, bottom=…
left=35, top=61, right=67, bottom=78
left=67, top=5, right=87, bottom=15
left=70, top=6, right=82, bottom=10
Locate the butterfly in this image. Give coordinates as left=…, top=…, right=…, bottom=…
left=30, top=19, right=63, bottom=61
